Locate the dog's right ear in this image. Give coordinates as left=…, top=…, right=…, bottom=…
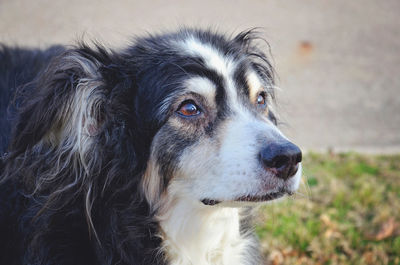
left=9, top=45, right=111, bottom=158
left=5, top=46, right=142, bottom=238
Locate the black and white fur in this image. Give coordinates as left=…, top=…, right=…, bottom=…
left=0, top=29, right=302, bottom=265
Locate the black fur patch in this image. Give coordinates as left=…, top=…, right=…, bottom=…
left=0, top=45, right=65, bottom=155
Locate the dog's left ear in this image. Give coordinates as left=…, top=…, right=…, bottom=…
left=233, top=29, right=274, bottom=80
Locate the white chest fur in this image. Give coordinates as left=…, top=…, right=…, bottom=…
left=158, top=200, right=255, bottom=265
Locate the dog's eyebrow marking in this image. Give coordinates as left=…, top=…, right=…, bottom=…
left=185, top=77, right=216, bottom=104
left=246, top=71, right=263, bottom=103
left=181, top=62, right=223, bottom=87
left=181, top=62, right=226, bottom=110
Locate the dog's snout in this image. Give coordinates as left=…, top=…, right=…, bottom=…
left=259, top=142, right=302, bottom=180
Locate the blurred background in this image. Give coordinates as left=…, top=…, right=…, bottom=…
left=1, top=0, right=399, bottom=264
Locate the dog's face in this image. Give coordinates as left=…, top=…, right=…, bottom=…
left=8, top=29, right=301, bottom=214
left=138, top=30, right=302, bottom=208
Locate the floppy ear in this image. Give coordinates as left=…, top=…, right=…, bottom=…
left=233, top=29, right=275, bottom=82
left=10, top=47, right=108, bottom=159
left=4, top=46, right=118, bottom=239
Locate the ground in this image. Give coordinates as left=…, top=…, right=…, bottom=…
left=257, top=152, right=400, bottom=265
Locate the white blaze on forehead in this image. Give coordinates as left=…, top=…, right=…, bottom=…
left=185, top=76, right=216, bottom=103
left=180, top=37, right=236, bottom=78
left=180, top=37, right=239, bottom=105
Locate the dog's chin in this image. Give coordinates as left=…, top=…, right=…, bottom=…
left=201, top=189, right=292, bottom=207
left=200, top=164, right=302, bottom=207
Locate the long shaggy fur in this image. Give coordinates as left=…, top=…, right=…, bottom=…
left=1, top=42, right=162, bottom=265
left=0, top=28, right=301, bottom=265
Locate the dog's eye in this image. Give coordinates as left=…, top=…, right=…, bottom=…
left=177, top=100, right=201, bottom=117
left=257, top=92, right=266, bottom=106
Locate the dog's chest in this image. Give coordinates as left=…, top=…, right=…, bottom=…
left=159, top=204, right=253, bottom=265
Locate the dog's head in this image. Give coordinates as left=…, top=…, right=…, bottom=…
left=8, top=29, right=301, bottom=217
left=131, top=30, right=303, bottom=208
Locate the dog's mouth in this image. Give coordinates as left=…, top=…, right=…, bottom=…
left=201, top=190, right=292, bottom=206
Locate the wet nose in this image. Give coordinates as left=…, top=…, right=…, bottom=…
left=259, top=141, right=302, bottom=180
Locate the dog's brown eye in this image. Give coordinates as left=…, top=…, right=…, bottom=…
left=257, top=93, right=266, bottom=106
left=177, top=101, right=201, bottom=117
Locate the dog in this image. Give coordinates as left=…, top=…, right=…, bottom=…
left=0, top=28, right=302, bottom=265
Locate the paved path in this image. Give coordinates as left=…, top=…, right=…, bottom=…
left=1, top=0, right=399, bottom=153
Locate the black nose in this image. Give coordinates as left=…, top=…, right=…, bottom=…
left=259, top=141, right=302, bottom=180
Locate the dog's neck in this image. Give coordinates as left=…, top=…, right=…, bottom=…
left=157, top=198, right=255, bottom=265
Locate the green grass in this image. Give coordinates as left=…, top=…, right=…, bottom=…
left=256, top=152, right=400, bottom=265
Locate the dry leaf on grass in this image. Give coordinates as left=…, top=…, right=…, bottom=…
left=365, top=217, right=397, bottom=241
